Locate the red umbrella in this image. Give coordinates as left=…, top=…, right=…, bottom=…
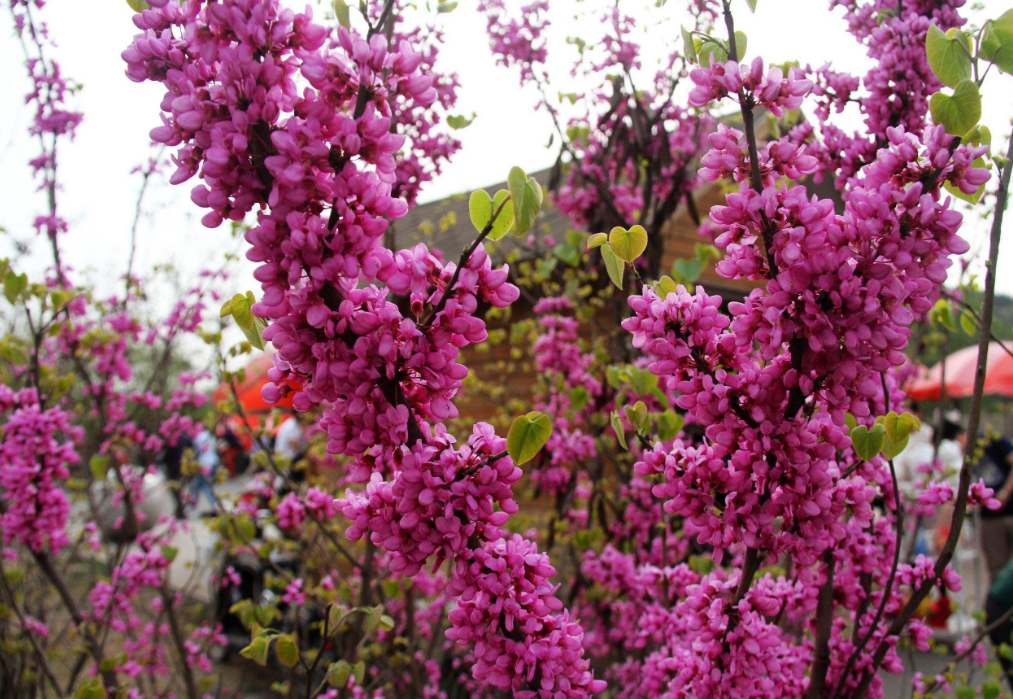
left=906, top=342, right=1013, bottom=400
left=213, top=351, right=302, bottom=414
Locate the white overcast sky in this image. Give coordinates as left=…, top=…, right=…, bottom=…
left=0, top=0, right=1011, bottom=304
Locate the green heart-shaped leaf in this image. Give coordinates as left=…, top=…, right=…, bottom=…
left=488, top=190, right=515, bottom=240
left=655, top=275, right=678, bottom=299
left=929, top=79, right=981, bottom=137
left=507, top=411, right=553, bottom=464
left=327, top=660, right=352, bottom=688
left=926, top=25, right=972, bottom=87
left=469, top=189, right=492, bottom=234
left=624, top=400, right=649, bottom=432
left=608, top=225, right=648, bottom=263
left=240, top=636, right=271, bottom=666
left=275, top=634, right=299, bottom=668
left=982, top=10, right=1013, bottom=74
left=851, top=423, right=886, bottom=462
left=4, top=271, right=27, bottom=304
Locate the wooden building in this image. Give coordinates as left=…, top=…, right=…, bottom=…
left=391, top=167, right=840, bottom=418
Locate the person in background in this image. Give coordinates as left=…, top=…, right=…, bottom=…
left=158, top=431, right=193, bottom=518
left=216, top=420, right=244, bottom=477
left=274, top=410, right=309, bottom=483
left=926, top=420, right=967, bottom=628
left=985, top=556, right=1013, bottom=691
left=895, top=404, right=935, bottom=498
left=192, top=421, right=220, bottom=514
left=978, top=430, right=1013, bottom=580
left=895, top=406, right=935, bottom=561
left=935, top=420, right=967, bottom=485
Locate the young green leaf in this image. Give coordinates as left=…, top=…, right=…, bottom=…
left=275, top=634, right=299, bottom=668
left=851, top=423, right=886, bottom=462
left=333, top=0, right=350, bottom=28
left=959, top=308, right=976, bottom=335
left=681, top=26, right=697, bottom=63
left=930, top=298, right=957, bottom=331
left=881, top=412, right=918, bottom=445
left=624, top=401, right=649, bottom=432
left=929, top=79, right=981, bottom=137
left=733, top=31, right=748, bottom=60
left=363, top=605, right=384, bottom=634
left=569, top=385, right=591, bottom=411
left=488, top=190, right=515, bottom=240
left=446, top=113, right=474, bottom=129
left=506, top=411, right=553, bottom=464
left=655, top=275, right=678, bottom=298
left=4, top=271, right=27, bottom=304
left=74, top=679, right=108, bottom=699
left=698, top=39, right=726, bottom=68
left=608, top=225, right=648, bottom=262
left=507, top=167, right=542, bottom=236
left=925, top=25, right=972, bottom=87
left=610, top=410, right=628, bottom=450
left=600, top=243, right=625, bottom=289
left=240, top=636, right=271, bottom=666
left=746, top=0, right=757, bottom=11
left=226, top=292, right=268, bottom=350
left=586, top=232, right=608, bottom=249
left=673, top=257, right=704, bottom=285
left=981, top=10, right=1013, bottom=74
left=229, top=293, right=253, bottom=329
left=469, top=190, right=493, bottom=234
left=656, top=410, right=684, bottom=442
left=327, top=661, right=352, bottom=688
left=90, top=455, right=110, bottom=480
left=126, top=0, right=150, bottom=10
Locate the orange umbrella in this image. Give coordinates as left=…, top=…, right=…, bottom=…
left=213, top=351, right=302, bottom=414
left=906, top=342, right=1013, bottom=400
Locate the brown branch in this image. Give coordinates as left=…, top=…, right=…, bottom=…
left=805, top=551, right=837, bottom=699
left=159, top=586, right=200, bottom=699
left=32, top=551, right=119, bottom=693
left=920, top=603, right=1013, bottom=696
left=422, top=196, right=509, bottom=327
left=722, top=0, right=778, bottom=279
left=0, top=558, right=62, bottom=697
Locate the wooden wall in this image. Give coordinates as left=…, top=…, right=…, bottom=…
left=456, top=181, right=760, bottom=421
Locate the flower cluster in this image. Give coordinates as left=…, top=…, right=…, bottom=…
left=446, top=533, right=606, bottom=698
left=806, top=0, right=966, bottom=186
left=128, top=1, right=601, bottom=695
left=340, top=423, right=522, bottom=576
left=527, top=297, right=600, bottom=496
left=477, top=0, right=550, bottom=84
left=688, top=57, right=813, bottom=117
left=0, top=387, right=80, bottom=554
